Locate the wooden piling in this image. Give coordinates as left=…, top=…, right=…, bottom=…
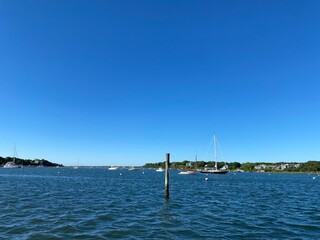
left=165, top=153, right=170, bottom=198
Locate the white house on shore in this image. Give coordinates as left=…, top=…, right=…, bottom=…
left=254, top=163, right=301, bottom=171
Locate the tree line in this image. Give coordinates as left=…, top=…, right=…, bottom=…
left=143, top=161, right=240, bottom=170
left=143, top=160, right=320, bottom=173
left=0, top=156, right=63, bottom=167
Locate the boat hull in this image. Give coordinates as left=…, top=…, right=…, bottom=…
left=3, top=162, right=22, bottom=168
left=108, top=167, right=119, bottom=170
left=178, top=170, right=196, bottom=175
left=200, top=170, right=228, bottom=174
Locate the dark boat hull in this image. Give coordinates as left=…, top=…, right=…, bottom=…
left=200, top=170, right=228, bottom=174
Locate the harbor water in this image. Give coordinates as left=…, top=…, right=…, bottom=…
left=0, top=168, right=319, bottom=239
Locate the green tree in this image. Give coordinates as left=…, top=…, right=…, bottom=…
left=241, top=162, right=255, bottom=171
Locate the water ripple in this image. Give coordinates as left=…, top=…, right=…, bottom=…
left=1, top=169, right=319, bottom=239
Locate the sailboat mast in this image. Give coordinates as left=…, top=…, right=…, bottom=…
left=13, top=144, right=16, bottom=163
left=214, top=132, right=217, bottom=169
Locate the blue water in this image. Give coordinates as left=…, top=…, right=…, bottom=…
left=0, top=168, right=319, bottom=239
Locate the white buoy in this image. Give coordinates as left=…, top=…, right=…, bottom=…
left=120, top=173, right=122, bottom=176
left=313, top=176, right=316, bottom=180
left=205, top=177, right=208, bottom=181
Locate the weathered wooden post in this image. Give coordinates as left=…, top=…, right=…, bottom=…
left=165, top=153, right=170, bottom=198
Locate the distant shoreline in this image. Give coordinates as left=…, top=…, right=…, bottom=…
left=0, top=156, right=63, bottom=167
left=143, top=160, right=320, bottom=174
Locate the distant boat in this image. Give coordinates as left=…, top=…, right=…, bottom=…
left=108, top=166, right=119, bottom=170
left=179, top=153, right=198, bottom=175
left=201, top=167, right=228, bottom=174
left=178, top=170, right=196, bottom=175
left=73, top=158, right=80, bottom=169
left=3, top=145, right=22, bottom=168
left=200, top=132, right=228, bottom=174
left=156, top=167, right=164, bottom=172
left=128, top=167, right=138, bottom=171
left=3, top=161, right=21, bottom=168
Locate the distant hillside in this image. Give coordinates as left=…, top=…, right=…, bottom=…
left=0, top=156, right=63, bottom=167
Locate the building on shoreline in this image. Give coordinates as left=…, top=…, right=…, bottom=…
left=254, top=163, right=301, bottom=171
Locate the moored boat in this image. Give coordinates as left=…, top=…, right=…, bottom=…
left=3, top=161, right=21, bottom=168
left=128, top=167, right=139, bottom=171
left=3, top=145, right=22, bottom=168
left=108, top=166, right=119, bottom=170
left=178, top=170, right=196, bottom=175
left=200, top=167, right=228, bottom=174
left=200, top=131, right=228, bottom=174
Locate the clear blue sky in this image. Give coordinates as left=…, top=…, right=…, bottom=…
left=1, top=0, right=319, bottom=166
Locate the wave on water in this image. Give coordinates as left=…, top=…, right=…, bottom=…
left=0, top=168, right=319, bottom=239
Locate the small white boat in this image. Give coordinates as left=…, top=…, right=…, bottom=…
left=128, top=167, right=138, bottom=171
left=156, top=167, right=164, bottom=172
left=178, top=170, right=196, bottom=175
left=108, top=166, right=119, bottom=170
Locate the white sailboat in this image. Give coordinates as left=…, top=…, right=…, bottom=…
left=3, top=145, right=21, bottom=168
left=200, top=132, right=228, bottom=174
left=73, top=158, right=80, bottom=169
